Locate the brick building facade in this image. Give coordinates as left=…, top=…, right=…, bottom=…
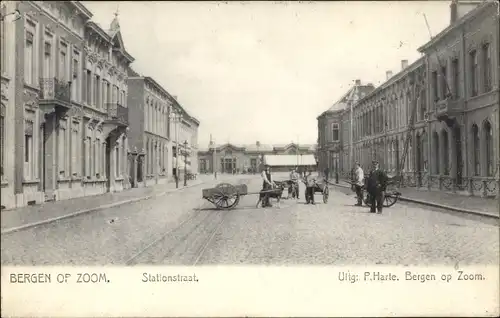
left=316, top=0, right=499, bottom=198
left=127, top=71, right=199, bottom=188
left=1, top=1, right=134, bottom=209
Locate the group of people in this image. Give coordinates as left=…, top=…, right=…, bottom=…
left=259, top=161, right=388, bottom=213
left=352, top=160, right=389, bottom=214
left=260, top=165, right=319, bottom=207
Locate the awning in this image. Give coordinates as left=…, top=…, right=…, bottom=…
left=264, top=154, right=317, bottom=167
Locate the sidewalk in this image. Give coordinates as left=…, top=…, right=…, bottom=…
left=1, top=178, right=204, bottom=234
left=1, top=173, right=249, bottom=234
left=329, top=179, right=499, bottom=219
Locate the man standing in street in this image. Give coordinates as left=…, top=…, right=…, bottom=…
left=289, top=167, right=300, bottom=199
left=365, top=161, right=388, bottom=214
left=261, top=165, right=276, bottom=207
left=353, top=162, right=364, bottom=206
left=324, top=167, right=330, bottom=182
left=303, top=170, right=317, bottom=204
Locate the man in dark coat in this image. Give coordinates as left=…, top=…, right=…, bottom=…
left=365, top=161, right=388, bottom=214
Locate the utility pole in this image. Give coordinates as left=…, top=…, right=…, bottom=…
left=348, top=81, right=358, bottom=174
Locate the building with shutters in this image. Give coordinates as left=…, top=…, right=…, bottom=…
left=127, top=70, right=200, bottom=188
left=170, top=97, right=199, bottom=179
left=0, top=1, right=135, bottom=210
left=127, top=71, right=172, bottom=188
left=316, top=0, right=499, bottom=198
left=417, top=0, right=498, bottom=197
left=197, top=142, right=317, bottom=174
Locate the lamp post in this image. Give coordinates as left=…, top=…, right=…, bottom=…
left=183, top=140, right=188, bottom=186
left=169, top=106, right=180, bottom=188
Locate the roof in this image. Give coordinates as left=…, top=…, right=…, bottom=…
left=417, top=1, right=495, bottom=52
left=352, top=57, right=425, bottom=107
left=198, top=143, right=316, bottom=153
left=264, top=155, right=317, bottom=167
left=318, top=83, right=375, bottom=118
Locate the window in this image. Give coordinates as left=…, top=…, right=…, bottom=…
left=431, top=71, right=438, bottom=101
left=433, top=132, right=439, bottom=174
left=472, top=124, right=480, bottom=176
left=94, top=75, right=100, bottom=107
left=43, top=42, right=52, bottom=78
left=58, top=126, right=66, bottom=177
left=482, top=43, right=492, bottom=92
left=85, top=70, right=92, bottom=104
left=145, top=101, right=149, bottom=131
left=85, top=137, right=91, bottom=177
left=115, top=145, right=120, bottom=177
left=102, top=81, right=108, bottom=110
left=59, top=42, right=67, bottom=81
left=470, top=50, right=478, bottom=97
left=106, top=82, right=111, bottom=104
left=419, top=88, right=427, bottom=121
left=484, top=121, right=493, bottom=177
left=440, top=65, right=448, bottom=99
left=0, top=105, right=4, bottom=179
left=1, top=13, right=6, bottom=73
left=95, top=139, right=100, bottom=176
left=71, top=125, right=78, bottom=176
left=452, top=59, right=459, bottom=99
left=72, top=51, right=80, bottom=101
left=442, top=130, right=449, bottom=175
left=25, top=31, right=35, bottom=85
left=24, top=121, right=34, bottom=180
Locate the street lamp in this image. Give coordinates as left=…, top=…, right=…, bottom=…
left=183, top=140, right=188, bottom=186
left=169, top=106, right=180, bottom=188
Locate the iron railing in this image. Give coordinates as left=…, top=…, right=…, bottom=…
left=39, top=78, right=71, bottom=103
left=105, top=103, right=128, bottom=125
left=337, top=168, right=499, bottom=198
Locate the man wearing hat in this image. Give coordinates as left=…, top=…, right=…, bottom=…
left=365, top=160, right=388, bottom=213
left=261, top=164, right=276, bottom=207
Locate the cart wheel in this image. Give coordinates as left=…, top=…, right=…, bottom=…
left=213, top=183, right=240, bottom=210
left=383, top=192, right=399, bottom=208
left=323, top=186, right=329, bottom=203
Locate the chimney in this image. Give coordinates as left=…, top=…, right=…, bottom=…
left=386, top=70, right=393, bottom=80
left=450, top=0, right=458, bottom=24
left=401, top=60, right=408, bottom=70
left=355, top=79, right=361, bottom=85
left=172, top=95, right=177, bottom=101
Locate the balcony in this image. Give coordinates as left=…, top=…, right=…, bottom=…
left=102, top=103, right=128, bottom=137
left=105, top=103, right=128, bottom=127
left=39, top=77, right=72, bottom=114
left=434, top=97, right=464, bottom=127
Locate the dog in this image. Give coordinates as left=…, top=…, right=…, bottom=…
left=256, top=183, right=286, bottom=209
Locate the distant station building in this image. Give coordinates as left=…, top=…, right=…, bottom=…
left=197, top=142, right=317, bottom=174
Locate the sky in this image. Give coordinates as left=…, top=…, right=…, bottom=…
left=82, top=1, right=450, bottom=148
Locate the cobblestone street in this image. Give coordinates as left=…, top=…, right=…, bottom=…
left=2, top=175, right=498, bottom=266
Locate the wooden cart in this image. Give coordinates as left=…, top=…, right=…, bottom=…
left=202, top=183, right=248, bottom=210
left=305, top=180, right=330, bottom=204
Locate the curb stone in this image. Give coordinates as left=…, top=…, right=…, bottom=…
left=1, top=181, right=205, bottom=235
left=328, top=183, right=499, bottom=220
